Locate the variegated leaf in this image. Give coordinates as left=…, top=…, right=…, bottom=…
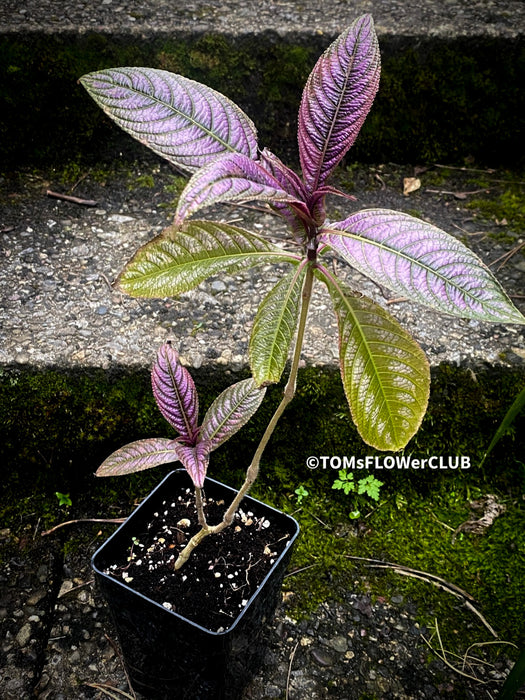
left=249, top=265, right=308, bottom=386
left=321, top=209, right=525, bottom=324
left=320, top=271, right=430, bottom=450
left=298, top=15, right=380, bottom=193
left=175, top=153, right=303, bottom=224
left=96, top=438, right=176, bottom=477
left=200, top=378, right=266, bottom=451
left=117, top=220, right=300, bottom=298
left=151, top=343, right=199, bottom=442
left=172, top=441, right=211, bottom=488
left=80, top=68, right=258, bottom=172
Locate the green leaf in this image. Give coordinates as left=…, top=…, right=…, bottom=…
left=117, top=220, right=299, bottom=298
left=320, top=271, right=430, bottom=451
left=55, top=492, right=72, bottom=507
left=480, top=385, right=525, bottom=467
left=249, top=265, right=307, bottom=386
left=357, top=474, right=383, bottom=501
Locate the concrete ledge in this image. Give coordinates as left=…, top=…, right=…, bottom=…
left=1, top=1, right=524, bottom=167
left=1, top=161, right=523, bottom=371
left=2, top=0, right=524, bottom=38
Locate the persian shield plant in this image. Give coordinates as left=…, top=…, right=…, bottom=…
left=81, top=15, right=524, bottom=561
left=97, top=342, right=266, bottom=568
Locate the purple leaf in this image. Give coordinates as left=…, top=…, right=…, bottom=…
left=151, top=343, right=199, bottom=443
left=80, top=68, right=258, bottom=173
left=96, top=438, right=177, bottom=477
left=200, top=378, right=266, bottom=451
left=259, top=148, right=308, bottom=200
left=321, top=209, right=525, bottom=324
left=172, top=441, right=211, bottom=488
left=259, top=148, right=311, bottom=240
left=298, top=14, right=380, bottom=194
left=175, top=153, right=304, bottom=224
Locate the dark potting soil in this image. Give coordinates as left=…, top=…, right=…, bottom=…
left=103, top=487, right=293, bottom=632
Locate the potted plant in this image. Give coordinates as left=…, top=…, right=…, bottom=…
left=91, top=343, right=299, bottom=698
left=81, top=14, right=524, bottom=698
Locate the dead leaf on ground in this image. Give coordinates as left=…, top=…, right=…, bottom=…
left=403, top=177, right=421, bottom=195
left=453, top=494, right=506, bottom=542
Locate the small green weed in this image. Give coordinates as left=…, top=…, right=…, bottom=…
left=332, top=470, right=383, bottom=518
left=55, top=491, right=72, bottom=507
left=294, top=484, right=309, bottom=504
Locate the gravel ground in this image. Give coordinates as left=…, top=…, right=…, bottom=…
left=1, top=0, right=524, bottom=38
left=0, top=519, right=518, bottom=700
left=0, top=160, right=523, bottom=373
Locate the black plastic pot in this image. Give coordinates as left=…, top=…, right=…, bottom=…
left=91, top=470, right=300, bottom=699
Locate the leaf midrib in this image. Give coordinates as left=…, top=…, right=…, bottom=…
left=327, top=277, right=426, bottom=446
left=322, top=227, right=508, bottom=316
left=85, top=70, right=249, bottom=157
left=252, top=266, right=306, bottom=380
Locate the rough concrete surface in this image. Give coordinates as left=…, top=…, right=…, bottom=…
left=0, top=161, right=523, bottom=372
left=1, top=0, right=524, bottom=38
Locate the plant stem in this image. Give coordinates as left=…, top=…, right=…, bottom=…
left=195, top=487, right=208, bottom=528
left=174, top=263, right=315, bottom=570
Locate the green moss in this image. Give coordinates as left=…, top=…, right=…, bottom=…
left=130, top=172, right=156, bottom=189
left=1, top=362, right=524, bottom=654
left=1, top=32, right=523, bottom=169
left=468, top=182, right=525, bottom=236
left=269, top=469, right=525, bottom=649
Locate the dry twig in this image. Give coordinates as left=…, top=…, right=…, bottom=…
left=286, top=640, right=300, bottom=700
left=346, top=555, right=498, bottom=637
left=85, top=684, right=136, bottom=699
left=42, top=517, right=126, bottom=536
left=489, top=241, right=525, bottom=271
left=46, top=189, right=98, bottom=206
left=422, top=619, right=516, bottom=686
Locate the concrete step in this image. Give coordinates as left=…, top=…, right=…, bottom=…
left=1, top=161, right=524, bottom=371
left=1, top=0, right=524, bottom=168
left=0, top=2, right=523, bottom=373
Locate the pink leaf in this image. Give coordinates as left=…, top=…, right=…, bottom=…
left=172, top=441, right=211, bottom=488
left=80, top=68, right=258, bottom=172
left=298, top=15, right=380, bottom=194
left=151, top=343, right=199, bottom=443
left=175, top=153, right=303, bottom=224
left=200, top=378, right=266, bottom=450
left=96, top=438, right=177, bottom=477
left=321, top=209, right=525, bottom=324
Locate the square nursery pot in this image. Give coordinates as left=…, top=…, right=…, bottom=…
left=91, top=470, right=300, bottom=699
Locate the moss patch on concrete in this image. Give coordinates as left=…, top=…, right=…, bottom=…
left=467, top=173, right=525, bottom=239
left=1, top=362, right=524, bottom=652
left=1, top=32, right=524, bottom=169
